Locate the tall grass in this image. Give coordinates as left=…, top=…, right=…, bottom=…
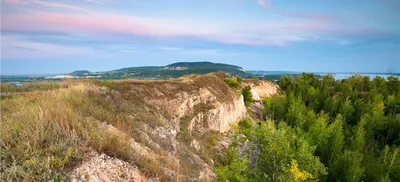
left=1, top=77, right=235, bottom=181
left=1, top=81, right=68, bottom=93
left=0, top=81, right=178, bottom=181
left=0, top=83, right=134, bottom=181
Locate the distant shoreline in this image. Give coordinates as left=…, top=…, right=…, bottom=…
left=247, top=71, right=400, bottom=76
left=2, top=72, right=399, bottom=77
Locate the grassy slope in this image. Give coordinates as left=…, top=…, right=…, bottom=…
left=2, top=82, right=112, bottom=180
left=0, top=80, right=166, bottom=181
left=0, top=74, right=240, bottom=181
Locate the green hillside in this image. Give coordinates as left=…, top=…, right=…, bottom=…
left=70, top=62, right=249, bottom=79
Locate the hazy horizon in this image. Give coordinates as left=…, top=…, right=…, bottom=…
left=1, top=60, right=399, bottom=76
left=1, top=0, right=400, bottom=75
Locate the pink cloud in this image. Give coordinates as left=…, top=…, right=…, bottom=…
left=2, top=0, right=28, bottom=4
left=4, top=1, right=382, bottom=47
left=2, top=7, right=386, bottom=47
left=3, top=0, right=90, bottom=12
left=257, top=0, right=268, bottom=8
left=85, top=0, right=114, bottom=4
left=1, top=9, right=292, bottom=46
left=32, top=0, right=90, bottom=12
left=2, top=11, right=186, bottom=37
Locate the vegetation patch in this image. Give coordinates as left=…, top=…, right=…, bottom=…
left=242, top=85, right=253, bottom=107
left=1, top=81, right=69, bottom=93
left=224, top=76, right=242, bottom=88
left=0, top=82, right=169, bottom=181
left=216, top=74, right=400, bottom=182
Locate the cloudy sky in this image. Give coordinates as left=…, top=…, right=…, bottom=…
left=1, top=0, right=399, bottom=75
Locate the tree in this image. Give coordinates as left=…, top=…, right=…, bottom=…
left=215, top=137, right=251, bottom=182
left=387, top=76, right=400, bottom=96
left=279, top=75, right=294, bottom=91
left=285, top=93, right=308, bottom=128
left=325, top=116, right=345, bottom=181
left=216, top=121, right=327, bottom=181
left=219, top=73, right=400, bottom=181
left=339, top=98, right=355, bottom=124
left=242, top=86, right=253, bottom=107
left=305, top=112, right=330, bottom=154
left=365, top=145, right=399, bottom=181
left=335, top=119, right=367, bottom=182
left=263, top=95, right=288, bottom=121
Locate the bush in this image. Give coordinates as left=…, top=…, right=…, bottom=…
left=238, top=119, right=253, bottom=129
left=216, top=120, right=327, bottom=181
left=209, top=133, right=217, bottom=146
left=224, top=77, right=242, bottom=88
left=242, top=86, right=253, bottom=107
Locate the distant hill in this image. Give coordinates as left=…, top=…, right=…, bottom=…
left=167, top=62, right=243, bottom=70
left=69, top=62, right=250, bottom=79
left=70, top=70, right=91, bottom=76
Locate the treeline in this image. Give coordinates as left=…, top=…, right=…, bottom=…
left=216, top=74, right=400, bottom=181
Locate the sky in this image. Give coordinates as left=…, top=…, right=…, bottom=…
left=1, top=0, right=400, bottom=75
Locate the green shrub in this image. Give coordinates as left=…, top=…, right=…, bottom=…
left=216, top=120, right=327, bottom=181
left=224, top=77, right=242, bottom=88
left=242, top=86, right=253, bottom=107
left=217, top=73, right=400, bottom=182
left=209, top=133, right=217, bottom=146
left=238, top=119, right=253, bottom=129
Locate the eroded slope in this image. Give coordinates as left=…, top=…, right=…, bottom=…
left=0, top=74, right=278, bottom=181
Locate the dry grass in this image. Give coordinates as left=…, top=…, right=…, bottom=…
left=1, top=80, right=183, bottom=181
left=0, top=82, right=166, bottom=181
left=1, top=81, right=69, bottom=93
left=0, top=74, right=236, bottom=181
left=1, top=84, right=102, bottom=181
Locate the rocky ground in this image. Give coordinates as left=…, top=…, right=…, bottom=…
left=68, top=152, right=148, bottom=182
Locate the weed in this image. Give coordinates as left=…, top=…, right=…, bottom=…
left=209, top=133, right=217, bottom=146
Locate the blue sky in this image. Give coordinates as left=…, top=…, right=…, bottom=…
left=1, top=0, right=399, bottom=75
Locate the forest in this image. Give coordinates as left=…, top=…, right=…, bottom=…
left=216, top=74, right=400, bottom=181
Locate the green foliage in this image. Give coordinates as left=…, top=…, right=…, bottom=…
left=217, top=73, right=400, bottom=182
left=216, top=120, right=327, bottom=181
left=224, top=76, right=242, bottom=88
left=242, top=86, right=253, bottom=107
left=333, top=150, right=365, bottom=182
left=326, top=115, right=345, bottom=165
left=215, top=137, right=250, bottom=182
left=99, top=62, right=250, bottom=79
left=209, top=133, right=217, bottom=146
left=365, top=145, right=399, bottom=181
left=263, top=94, right=288, bottom=121
left=238, top=119, right=253, bottom=129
